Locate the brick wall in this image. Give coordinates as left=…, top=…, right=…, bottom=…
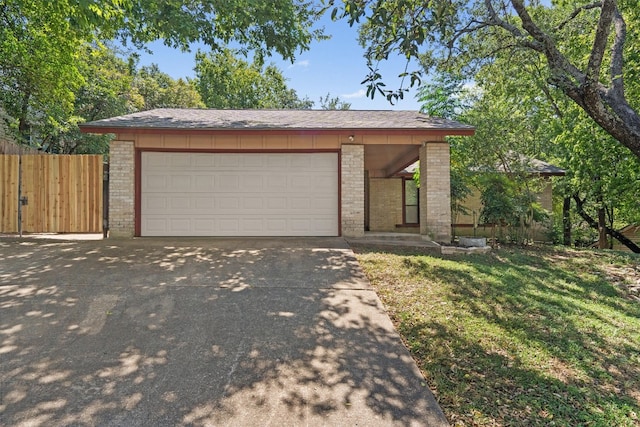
left=419, top=142, right=452, bottom=242
left=341, top=144, right=364, bottom=237
left=368, top=178, right=403, bottom=231
left=108, top=141, right=135, bottom=237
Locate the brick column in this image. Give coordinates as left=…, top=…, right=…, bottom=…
left=108, top=141, right=135, bottom=238
left=419, top=142, right=452, bottom=242
left=341, top=144, right=365, bottom=237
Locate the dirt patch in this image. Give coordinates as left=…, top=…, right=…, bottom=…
left=603, top=264, right=640, bottom=302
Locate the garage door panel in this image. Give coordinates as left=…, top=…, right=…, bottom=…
left=266, top=175, right=287, bottom=190
left=142, top=215, right=339, bottom=236
left=242, top=197, right=264, bottom=210
left=193, top=155, right=216, bottom=167
left=217, top=218, right=240, bottom=232
left=193, top=218, right=216, bottom=232
left=167, top=175, right=190, bottom=191
left=216, top=175, right=240, bottom=190
left=144, top=218, right=167, bottom=233
left=241, top=155, right=266, bottom=168
left=264, top=219, right=287, bottom=233
left=169, top=154, right=192, bottom=167
left=194, top=175, right=215, bottom=191
left=194, top=197, right=215, bottom=210
left=169, top=218, right=190, bottom=233
left=217, top=154, right=241, bottom=168
left=143, top=174, right=167, bottom=190
left=265, top=155, right=287, bottom=168
left=141, top=152, right=338, bottom=236
left=240, top=175, right=264, bottom=190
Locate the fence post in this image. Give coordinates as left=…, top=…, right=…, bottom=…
left=103, top=162, right=109, bottom=238
left=17, top=153, right=22, bottom=237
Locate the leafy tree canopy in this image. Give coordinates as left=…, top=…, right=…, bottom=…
left=3, top=0, right=324, bottom=60
left=1, top=0, right=324, bottom=146
left=329, top=0, right=640, bottom=158
left=318, top=93, right=351, bottom=110
left=194, top=48, right=313, bottom=109
left=134, top=64, right=204, bottom=110
left=419, top=26, right=640, bottom=248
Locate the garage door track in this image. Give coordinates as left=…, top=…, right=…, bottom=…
left=0, top=237, right=448, bottom=426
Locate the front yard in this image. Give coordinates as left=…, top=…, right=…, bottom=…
left=353, top=245, right=640, bottom=426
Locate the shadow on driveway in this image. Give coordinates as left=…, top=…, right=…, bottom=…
left=0, top=237, right=448, bottom=426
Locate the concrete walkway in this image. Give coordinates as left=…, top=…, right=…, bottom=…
left=0, top=237, right=448, bottom=426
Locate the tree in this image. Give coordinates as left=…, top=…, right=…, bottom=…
left=417, top=74, right=469, bottom=119
left=38, top=44, right=141, bottom=154
left=12, top=44, right=208, bottom=154
left=318, top=93, right=351, bottom=110
left=134, top=65, right=204, bottom=110
left=478, top=172, right=546, bottom=244
left=415, top=25, right=640, bottom=251
left=194, top=49, right=313, bottom=109
left=331, top=0, right=640, bottom=159
left=1, top=0, right=323, bottom=144
left=0, top=1, right=83, bottom=141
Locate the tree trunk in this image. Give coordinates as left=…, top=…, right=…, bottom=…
left=597, top=207, right=608, bottom=249
left=607, top=206, right=615, bottom=249
left=18, top=91, right=31, bottom=140
left=573, top=194, right=640, bottom=253
left=563, top=197, right=571, bottom=246
left=511, top=0, right=640, bottom=159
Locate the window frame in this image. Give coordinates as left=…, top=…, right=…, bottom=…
left=402, top=177, right=419, bottom=225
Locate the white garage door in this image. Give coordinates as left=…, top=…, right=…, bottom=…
left=141, top=152, right=339, bottom=236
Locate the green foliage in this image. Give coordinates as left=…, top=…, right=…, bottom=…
left=318, top=93, right=351, bottom=110
left=417, top=73, right=469, bottom=120
left=331, top=0, right=640, bottom=158
left=0, top=1, right=85, bottom=140
left=478, top=173, right=549, bottom=243
left=1, top=42, right=210, bottom=154
left=1, top=0, right=322, bottom=150
left=194, top=48, right=312, bottom=109
left=134, top=64, right=204, bottom=110
left=2, top=0, right=323, bottom=61
left=418, top=28, right=639, bottom=247
left=554, top=104, right=640, bottom=228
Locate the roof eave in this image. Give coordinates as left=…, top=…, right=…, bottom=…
left=78, top=125, right=476, bottom=137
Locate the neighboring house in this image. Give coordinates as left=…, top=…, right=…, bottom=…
left=80, top=109, right=474, bottom=239
left=612, top=224, right=640, bottom=252
left=373, top=155, right=566, bottom=241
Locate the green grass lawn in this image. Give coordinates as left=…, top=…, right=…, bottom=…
left=353, top=245, right=640, bottom=427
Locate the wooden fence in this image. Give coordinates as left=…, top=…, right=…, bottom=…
left=0, top=154, right=103, bottom=233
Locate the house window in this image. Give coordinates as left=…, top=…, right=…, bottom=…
left=403, top=178, right=419, bottom=224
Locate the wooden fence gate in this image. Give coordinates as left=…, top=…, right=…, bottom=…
left=0, top=154, right=103, bottom=233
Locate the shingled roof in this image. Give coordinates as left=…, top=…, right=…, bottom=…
left=398, top=152, right=566, bottom=177
left=80, top=108, right=475, bottom=133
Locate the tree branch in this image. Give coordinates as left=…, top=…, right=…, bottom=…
left=573, top=194, right=640, bottom=253
left=556, top=1, right=602, bottom=31
left=447, top=19, right=490, bottom=50
left=608, top=8, right=626, bottom=98
left=484, top=0, right=545, bottom=52
left=586, top=0, right=616, bottom=85
left=529, top=61, right=564, bottom=118
left=510, top=0, right=584, bottom=84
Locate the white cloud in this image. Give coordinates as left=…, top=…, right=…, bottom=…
left=288, top=60, right=310, bottom=69
left=341, top=89, right=366, bottom=99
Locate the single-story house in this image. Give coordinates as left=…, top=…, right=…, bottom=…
left=80, top=109, right=474, bottom=239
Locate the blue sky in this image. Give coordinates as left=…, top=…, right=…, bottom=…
left=134, top=14, right=424, bottom=111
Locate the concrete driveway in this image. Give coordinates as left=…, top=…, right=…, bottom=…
left=0, top=237, right=448, bottom=426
